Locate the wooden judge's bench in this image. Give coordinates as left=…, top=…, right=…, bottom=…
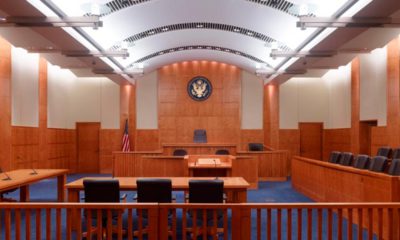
left=112, top=143, right=289, bottom=189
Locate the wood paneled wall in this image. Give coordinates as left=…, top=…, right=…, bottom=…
left=239, top=130, right=264, bottom=151
left=279, top=129, right=300, bottom=161
left=264, top=83, right=279, bottom=149
left=156, top=61, right=242, bottom=146
left=0, top=37, right=12, bottom=170
left=322, top=129, right=351, bottom=161
left=350, top=58, right=361, bottom=154
left=387, top=38, right=400, bottom=147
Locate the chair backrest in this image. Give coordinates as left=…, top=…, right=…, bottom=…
left=339, top=152, right=353, bottom=166
left=193, top=129, right=207, bottom=143
left=136, top=179, right=172, bottom=203
left=369, top=156, right=388, bottom=173
left=83, top=179, right=120, bottom=203
left=328, top=151, right=342, bottom=164
left=189, top=180, right=224, bottom=203
left=392, top=148, right=400, bottom=159
left=215, top=149, right=230, bottom=155
left=376, top=146, right=392, bottom=158
left=388, top=159, right=400, bottom=176
left=173, top=149, right=187, bottom=156
left=353, top=155, right=371, bottom=169
left=248, top=143, right=264, bottom=151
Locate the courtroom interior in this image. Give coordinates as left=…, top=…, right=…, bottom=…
left=1, top=0, right=400, bottom=239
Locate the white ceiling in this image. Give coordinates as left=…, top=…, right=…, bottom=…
left=0, top=0, right=400, bottom=84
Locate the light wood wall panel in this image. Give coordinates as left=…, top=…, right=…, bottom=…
left=264, top=83, right=279, bottom=149
left=351, top=58, right=361, bottom=154
left=279, top=129, right=300, bottom=161
left=157, top=61, right=241, bottom=147
left=0, top=36, right=12, bottom=170
left=322, top=129, right=351, bottom=161
left=371, top=126, right=389, bottom=156
left=46, top=128, right=76, bottom=170
left=135, top=130, right=160, bottom=151
left=239, top=130, right=264, bottom=151
left=99, top=129, right=120, bottom=173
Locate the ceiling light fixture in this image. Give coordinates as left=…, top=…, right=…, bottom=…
left=297, top=17, right=400, bottom=30
left=0, top=16, right=102, bottom=29
left=27, top=48, right=129, bottom=58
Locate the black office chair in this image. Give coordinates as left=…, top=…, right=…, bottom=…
left=194, top=129, right=207, bottom=143
left=215, top=149, right=229, bottom=155
left=369, top=156, right=388, bottom=173
left=328, top=151, right=342, bottom=164
left=173, top=149, right=188, bottom=156
left=187, top=180, right=225, bottom=238
left=376, top=146, right=392, bottom=158
left=248, top=143, right=264, bottom=151
left=392, top=148, right=400, bottom=159
left=83, top=179, right=126, bottom=239
left=136, top=179, right=172, bottom=203
left=388, top=159, right=400, bottom=175
left=339, top=152, right=353, bottom=166
left=353, top=155, right=371, bottom=169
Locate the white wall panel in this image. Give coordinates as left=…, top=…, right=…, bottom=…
left=71, top=77, right=102, bottom=123
left=47, top=63, right=75, bottom=129
left=241, top=71, right=263, bottom=129
left=100, top=78, right=120, bottom=129
left=11, top=47, right=39, bottom=127
left=323, top=63, right=352, bottom=129
left=279, top=79, right=299, bottom=129
left=136, top=71, right=158, bottom=129
left=360, top=47, right=387, bottom=126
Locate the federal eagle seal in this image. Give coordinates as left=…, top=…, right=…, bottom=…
left=187, top=76, right=212, bottom=101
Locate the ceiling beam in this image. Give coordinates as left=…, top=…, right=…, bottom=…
left=27, top=48, right=129, bottom=58
left=270, top=49, right=370, bottom=58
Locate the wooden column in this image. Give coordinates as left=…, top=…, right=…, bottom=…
left=0, top=37, right=12, bottom=170
left=38, top=58, right=48, bottom=168
left=120, top=83, right=136, bottom=150
left=350, top=58, right=361, bottom=154
left=386, top=37, right=400, bottom=147
left=264, top=82, right=279, bottom=149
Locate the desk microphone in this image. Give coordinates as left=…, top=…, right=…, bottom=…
left=213, top=159, right=218, bottom=180
left=30, top=168, right=38, bottom=175
left=0, top=168, right=12, bottom=181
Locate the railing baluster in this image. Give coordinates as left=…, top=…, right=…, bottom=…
left=193, top=209, right=198, bottom=240
left=76, top=208, right=82, bottom=240
left=66, top=208, right=71, bottom=240
left=26, top=209, right=31, bottom=240
left=348, top=208, right=353, bottom=240
left=106, top=209, right=112, bottom=240
left=338, top=208, right=343, bottom=240
left=357, top=208, right=362, bottom=240
left=298, top=208, right=302, bottom=240
left=5, top=209, right=11, bottom=240
left=138, top=209, right=143, bottom=240
left=388, top=208, right=393, bottom=240
left=86, top=209, right=92, bottom=240
left=56, top=208, right=61, bottom=240
left=378, top=208, right=383, bottom=240
left=202, top=209, right=207, bottom=240
left=368, top=208, right=373, bottom=240
left=97, top=209, right=102, bottom=240
left=127, top=209, right=133, bottom=240
left=212, top=209, right=218, bottom=240
left=182, top=208, right=187, bottom=240
left=15, top=209, right=21, bottom=240
left=223, top=208, right=228, bottom=240
left=172, top=208, right=177, bottom=240
left=327, top=209, right=332, bottom=240
left=45, top=209, right=51, bottom=240
left=117, top=210, right=123, bottom=240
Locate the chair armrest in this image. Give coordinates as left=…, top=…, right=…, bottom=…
left=223, top=193, right=227, bottom=203
left=120, top=194, right=127, bottom=203
left=133, top=194, right=138, bottom=201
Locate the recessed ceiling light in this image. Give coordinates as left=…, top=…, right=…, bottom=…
left=149, top=30, right=155, bottom=34
left=246, top=32, right=254, bottom=36
left=235, top=51, right=241, bottom=55
left=162, top=27, right=169, bottom=31
left=197, top=46, right=202, bottom=49
left=216, top=47, right=221, bottom=50
left=169, top=49, right=175, bottom=52
left=179, top=48, right=184, bottom=51
left=197, top=24, right=204, bottom=28
left=225, top=49, right=230, bottom=52
left=233, top=28, right=240, bottom=32
left=206, top=46, right=212, bottom=49
left=159, top=51, right=164, bottom=55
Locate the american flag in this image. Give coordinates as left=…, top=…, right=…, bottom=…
left=122, top=119, right=130, bottom=152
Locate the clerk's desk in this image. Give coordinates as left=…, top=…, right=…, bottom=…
left=186, top=155, right=234, bottom=177
left=0, top=169, right=68, bottom=202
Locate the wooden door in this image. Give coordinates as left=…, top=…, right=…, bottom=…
left=359, top=120, right=377, bottom=156
left=77, top=122, right=100, bottom=173
left=299, top=122, right=323, bottom=160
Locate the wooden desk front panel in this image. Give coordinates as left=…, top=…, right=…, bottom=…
left=292, top=156, right=400, bottom=202
left=237, top=150, right=289, bottom=181
left=232, top=156, right=258, bottom=189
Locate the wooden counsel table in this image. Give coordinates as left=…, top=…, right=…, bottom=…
left=0, top=169, right=68, bottom=202
left=186, top=155, right=233, bottom=177
left=66, top=177, right=249, bottom=203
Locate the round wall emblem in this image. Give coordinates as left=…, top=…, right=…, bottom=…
left=187, top=76, right=212, bottom=101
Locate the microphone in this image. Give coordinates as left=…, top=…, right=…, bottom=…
left=213, top=159, right=218, bottom=180
left=30, top=168, right=38, bottom=175
left=0, top=168, right=12, bottom=181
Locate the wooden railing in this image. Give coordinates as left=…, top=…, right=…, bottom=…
left=0, top=203, right=399, bottom=240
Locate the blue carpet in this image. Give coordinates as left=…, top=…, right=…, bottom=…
left=0, top=174, right=376, bottom=239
